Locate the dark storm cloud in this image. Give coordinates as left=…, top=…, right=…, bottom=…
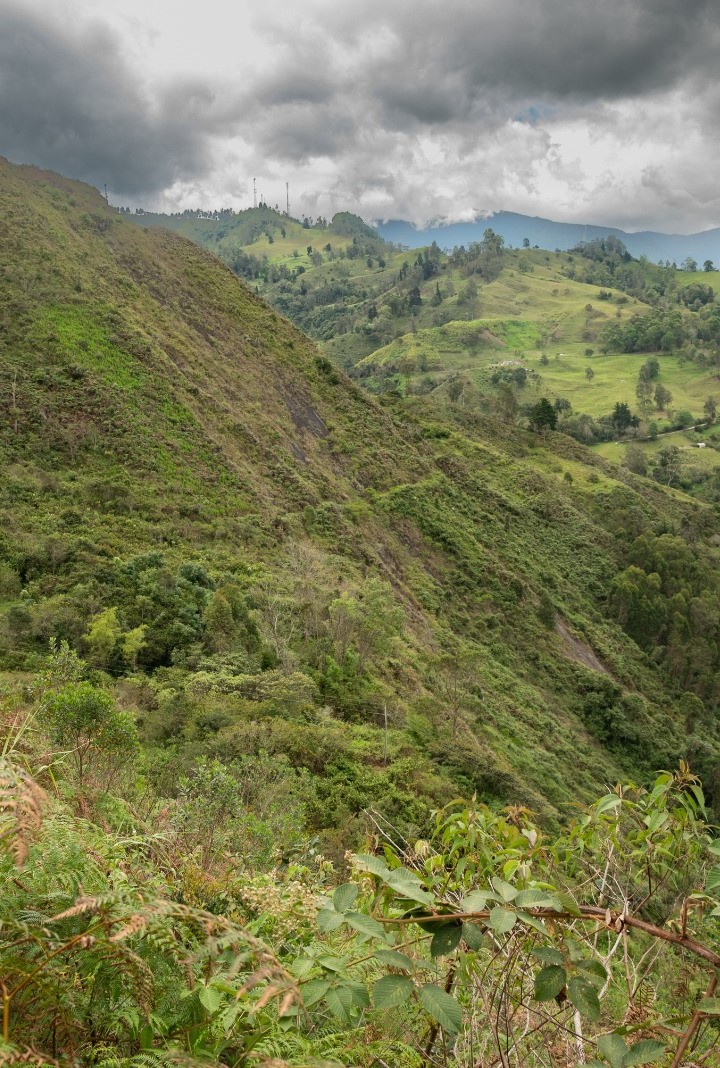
left=2, top=0, right=720, bottom=227
left=245, top=0, right=720, bottom=148
left=234, top=0, right=720, bottom=230
left=0, top=3, right=236, bottom=197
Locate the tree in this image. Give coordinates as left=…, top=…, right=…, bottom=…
left=529, top=398, right=557, bottom=433
left=495, top=382, right=518, bottom=423
left=432, top=649, right=482, bottom=739
left=203, top=590, right=237, bottom=653
left=540, top=352, right=549, bottom=366
left=407, top=286, right=422, bottom=310
left=703, top=396, right=717, bottom=422
left=522, top=237, right=530, bottom=248
left=654, top=383, right=672, bottom=411
left=609, top=566, right=665, bottom=646
left=682, top=257, right=698, bottom=272
left=652, top=444, right=682, bottom=485
left=84, top=607, right=122, bottom=669
left=44, top=682, right=138, bottom=788
left=326, top=578, right=404, bottom=673
left=636, top=377, right=654, bottom=413
left=585, top=366, right=594, bottom=381
left=639, top=356, right=660, bottom=381
left=611, top=402, right=633, bottom=432
left=624, top=443, right=648, bottom=476
left=703, top=259, right=715, bottom=272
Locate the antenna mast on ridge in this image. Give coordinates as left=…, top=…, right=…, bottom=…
left=253, top=178, right=257, bottom=209
left=286, top=182, right=289, bottom=216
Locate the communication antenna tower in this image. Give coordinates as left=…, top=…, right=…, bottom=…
left=253, top=178, right=257, bottom=209
left=286, top=182, right=289, bottom=216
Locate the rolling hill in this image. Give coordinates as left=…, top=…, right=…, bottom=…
left=128, top=203, right=720, bottom=496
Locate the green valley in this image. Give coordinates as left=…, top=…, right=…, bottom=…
left=4, top=161, right=720, bottom=1068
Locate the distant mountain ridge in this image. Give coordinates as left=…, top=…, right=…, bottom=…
left=376, top=212, right=720, bottom=265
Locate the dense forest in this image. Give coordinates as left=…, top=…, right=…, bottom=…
left=3, top=160, right=720, bottom=1067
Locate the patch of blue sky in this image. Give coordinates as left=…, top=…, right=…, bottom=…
left=513, top=104, right=556, bottom=125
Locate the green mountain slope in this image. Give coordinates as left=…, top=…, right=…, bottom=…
left=2, top=159, right=720, bottom=847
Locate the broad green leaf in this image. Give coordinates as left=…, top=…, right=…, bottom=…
left=492, top=877, right=518, bottom=902
left=462, top=922, right=485, bottom=951
left=460, top=890, right=489, bottom=911
left=317, top=908, right=345, bottom=933
left=333, top=883, right=359, bottom=914
left=595, top=793, right=621, bottom=815
left=567, top=976, right=600, bottom=1021
left=291, top=956, right=315, bottom=979
left=533, top=947, right=564, bottom=967
left=489, top=905, right=517, bottom=934
left=375, top=949, right=415, bottom=971
left=516, top=910, right=549, bottom=934
left=418, top=984, right=462, bottom=1034
left=301, top=979, right=330, bottom=1007
left=698, top=997, right=720, bottom=1015
left=534, top=965, right=566, bottom=1002
left=707, top=839, right=720, bottom=855
left=385, top=867, right=434, bottom=904
left=346, top=911, right=387, bottom=941
left=622, top=1039, right=666, bottom=1066
left=597, top=1033, right=628, bottom=1068
left=515, top=889, right=560, bottom=909
left=577, top=959, right=608, bottom=989
left=564, top=937, right=585, bottom=962
left=555, top=892, right=581, bottom=917
left=197, top=984, right=223, bottom=1015
left=373, top=974, right=415, bottom=1010
left=219, top=1002, right=241, bottom=1030
left=430, top=922, right=463, bottom=958
left=353, top=854, right=391, bottom=879
left=706, top=866, right=720, bottom=893
left=345, top=980, right=371, bottom=1009
left=502, top=858, right=520, bottom=880
left=688, top=783, right=706, bottom=813
left=324, top=984, right=353, bottom=1023
left=317, top=956, right=346, bottom=974
left=584, top=1061, right=605, bottom=1068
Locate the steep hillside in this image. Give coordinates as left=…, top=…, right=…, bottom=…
left=2, top=158, right=720, bottom=850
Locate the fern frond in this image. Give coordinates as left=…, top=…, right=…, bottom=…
left=0, top=1046, right=57, bottom=1068
left=0, top=759, right=46, bottom=867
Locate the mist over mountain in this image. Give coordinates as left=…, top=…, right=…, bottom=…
left=377, top=212, right=720, bottom=265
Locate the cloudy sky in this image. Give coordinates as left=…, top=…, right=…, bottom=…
left=2, top=0, right=720, bottom=231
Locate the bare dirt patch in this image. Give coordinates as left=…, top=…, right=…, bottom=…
left=554, top=618, right=612, bottom=676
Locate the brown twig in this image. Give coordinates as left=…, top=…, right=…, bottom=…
left=377, top=906, right=720, bottom=968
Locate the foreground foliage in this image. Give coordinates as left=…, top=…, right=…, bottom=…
left=3, top=750, right=720, bottom=1067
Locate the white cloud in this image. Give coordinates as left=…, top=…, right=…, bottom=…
left=2, top=0, right=720, bottom=231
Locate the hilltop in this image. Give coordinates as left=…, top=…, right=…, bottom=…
left=2, top=158, right=720, bottom=851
